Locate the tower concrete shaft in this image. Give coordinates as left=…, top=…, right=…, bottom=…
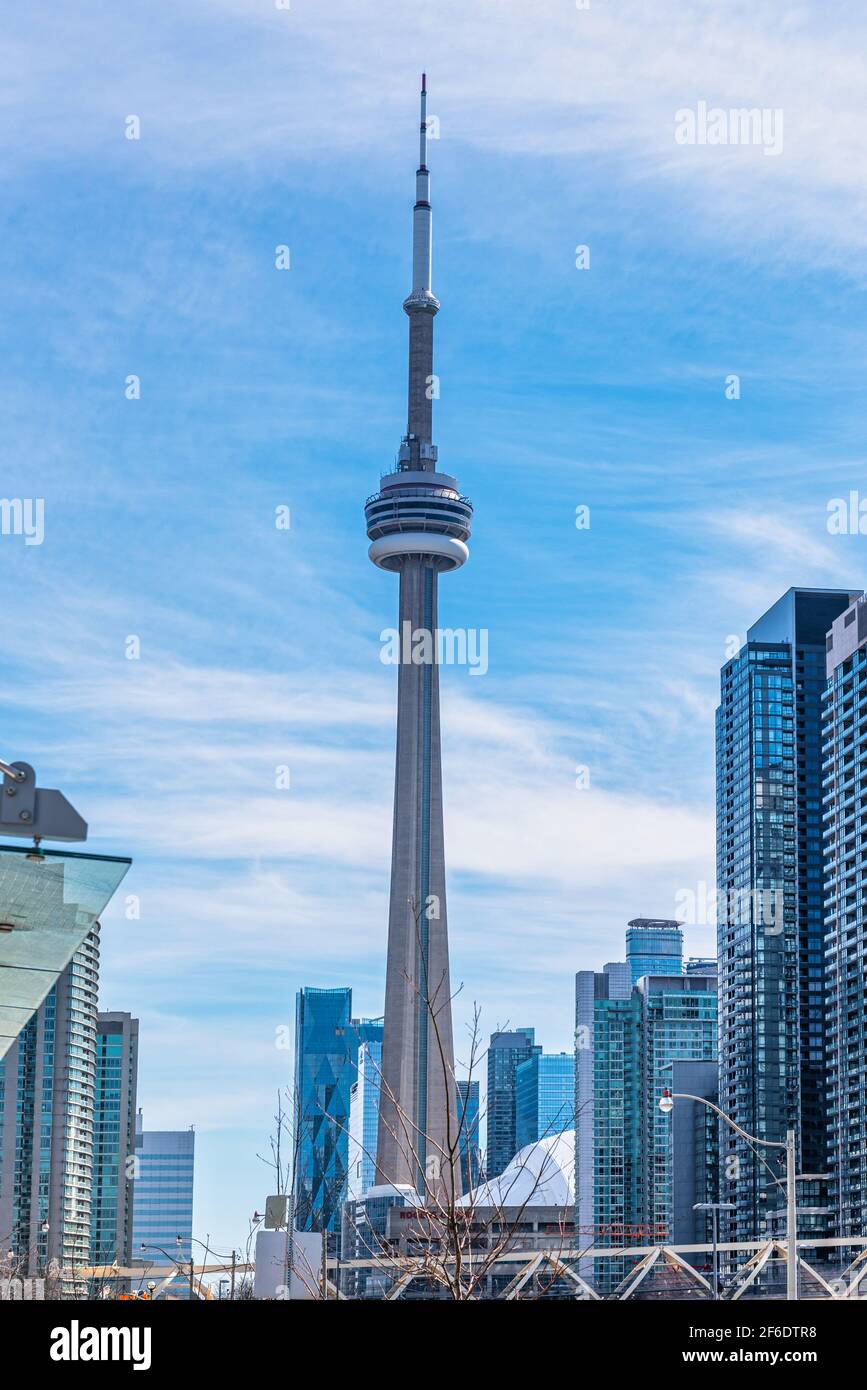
left=365, top=77, right=472, bottom=1200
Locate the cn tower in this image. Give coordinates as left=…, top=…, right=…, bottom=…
left=365, top=76, right=472, bottom=1198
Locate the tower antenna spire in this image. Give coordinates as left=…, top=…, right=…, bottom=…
left=403, top=73, right=439, bottom=466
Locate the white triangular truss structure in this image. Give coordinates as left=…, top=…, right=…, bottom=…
left=500, top=1251, right=600, bottom=1301
left=725, top=1240, right=839, bottom=1300
left=610, top=1245, right=714, bottom=1300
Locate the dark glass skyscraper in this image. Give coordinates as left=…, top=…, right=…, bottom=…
left=823, top=593, right=867, bottom=1239
left=486, top=1028, right=540, bottom=1178
left=293, top=987, right=383, bottom=1235
left=716, top=587, right=855, bottom=1242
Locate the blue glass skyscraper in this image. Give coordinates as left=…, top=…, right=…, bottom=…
left=515, top=1053, right=575, bottom=1151
left=132, top=1109, right=195, bottom=1278
left=625, top=918, right=683, bottom=985
left=456, top=1079, right=481, bottom=1193
left=293, top=987, right=382, bottom=1235
left=716, top=587, right=855, bottom=1243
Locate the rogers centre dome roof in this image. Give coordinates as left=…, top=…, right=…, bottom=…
left=457, top=1130, right=575, bottom=1209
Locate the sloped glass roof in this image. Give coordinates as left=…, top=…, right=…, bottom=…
left=0, top=844, right=131, bottom=1058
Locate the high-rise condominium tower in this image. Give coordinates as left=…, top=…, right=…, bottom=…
left=716, top=588, right=855, bottom=1242
left=487, top=1028, right=541, bottom=1179
left=0, top=931, right=101, bottom=1287
left=823, top=594, right=867, bottom=1238
left=365, top=77, right=472, bottom=1196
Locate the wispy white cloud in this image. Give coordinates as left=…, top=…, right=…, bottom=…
left=5, top=1, right=867, bottom=267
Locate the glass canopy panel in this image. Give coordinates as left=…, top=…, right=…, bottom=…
left=0, top=844, right=131, bottom=1058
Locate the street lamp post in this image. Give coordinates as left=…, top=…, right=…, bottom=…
left=660, top=1089, right=798, bottom=1301
left=138, top=1243, right=187, bottom=1299
left=185, top=1236, right=240, bottom=1301
left=693, top=1202, right=736, bottom=1300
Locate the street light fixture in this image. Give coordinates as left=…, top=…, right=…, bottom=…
left=659, top=1088, right=798, bottom=1301
left=693, top=1202, right=736, bottom=1300
left=184, top=1235, right=240, bottom=1301
left=139, top=1242, right=189, bottom=1299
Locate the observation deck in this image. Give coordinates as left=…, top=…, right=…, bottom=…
left=365, top=465, right=472, bottom=572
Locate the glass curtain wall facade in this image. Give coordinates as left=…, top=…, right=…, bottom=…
left=716, top=588, right=854, bottom=1244
left=486, top=1029, right=540, bottom=1177
left=575, top=966, right=639, bottom=1294
left=347, top=1038, right=382, bottom=1202
left=576, top=959, right=718, bottom=1293
left=0, top=929, right=100, bottom=1286
left=90, top=1012, right=139, bottom=1268
left=823, top=595, right=867, bottom=1239
left=625, top=919, right=683, bottom=986
left=132, top=1110, right=195, bottom=1273
left=637, top=974, right=717, bottom=1239
left=456, top=1078, right=481, bottom=1193
left=293, top=987, right=383, bottom=1235
left=515, top=1053, right=575, bottom=1151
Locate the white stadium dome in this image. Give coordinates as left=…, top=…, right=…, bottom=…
left=458, top=1130, right=575, bottom=1209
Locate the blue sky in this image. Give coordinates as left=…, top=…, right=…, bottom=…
left=2, top=1, right=867, bottom=1254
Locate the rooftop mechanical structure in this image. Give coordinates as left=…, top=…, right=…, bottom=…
left=366, top=76, right=471, bottom=1199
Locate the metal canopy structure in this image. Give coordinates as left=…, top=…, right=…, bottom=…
left=0, top=755, right=130, bottom=1058
left=0, top=759, right=88, bottom=842
left=0, top=845, right=131, bottom=1058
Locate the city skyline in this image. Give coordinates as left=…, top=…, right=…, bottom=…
left=3, top=2, right=867, bottom=1262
